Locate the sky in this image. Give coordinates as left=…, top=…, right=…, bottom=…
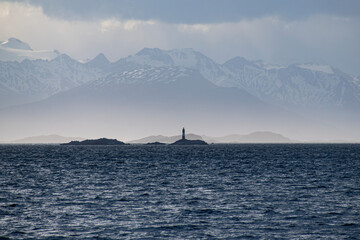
left=0, top=0, right=359, bottom=75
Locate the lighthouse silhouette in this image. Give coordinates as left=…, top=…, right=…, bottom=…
left=182, top=128, right=185, bottom=140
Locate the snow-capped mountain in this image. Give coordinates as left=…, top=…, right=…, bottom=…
left=112, top=47, right=360, bottom=111
left=118, top=48, right=228, bottom=85
left=105, top=47, right=360, bottom=139
left=2, top=42, right=358, bottom=112
left=0, top=41, right=359, bottom=141
left=0, top=65, right=316, bottom=142
left=0, top=54, right=103, bottom=108
left=222, top=58, right=360, bottom=109
left=0, top=38, right=59, bottom=62
left=1, top=38, right=32, bottom=50
left=85, top=53, right=110, bottom=69
left=76, top=66, right=269, bottom=112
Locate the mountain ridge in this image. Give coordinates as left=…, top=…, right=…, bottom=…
left=130, top=131, right=294, bottom=144
left=0, top=65, right=316, bottom=142
left=6, top=134, right=85, bottom=144
left=1, top=42, right=359, bottom=111
left=0, top=38, right=58, bottom=63
left=0, top=41, right=359, bottom=141
left=1, top=38, right=32, bottom=50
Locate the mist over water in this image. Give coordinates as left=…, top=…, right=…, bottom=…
left=1, top=144, right=359, bottom=239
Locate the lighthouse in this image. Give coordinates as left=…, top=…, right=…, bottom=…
left=182, top=128, right=185, bottom=140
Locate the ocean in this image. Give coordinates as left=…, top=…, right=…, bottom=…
left=0, top=144, right=359, bottom=239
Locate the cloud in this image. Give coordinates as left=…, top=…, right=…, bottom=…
left=100, top=19, right=155, bottom=32
left=4, top=0, right=360, bottom=24
left=178, top=24, right=211, bottom=33
left=0, top=1, right=359, bottom=75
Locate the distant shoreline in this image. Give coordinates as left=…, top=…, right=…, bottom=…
left=1, top=142, right=360, bottom=145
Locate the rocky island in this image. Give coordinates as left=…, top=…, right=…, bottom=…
left=171, top=139, right=208, bottom=145
left=170, top=128, right=208, bottom=145
left=146, top=141, right=166, bottom=145
left=61, top=138, right=126, bottom=145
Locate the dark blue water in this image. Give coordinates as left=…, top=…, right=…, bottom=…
left=1, top=144, right=360, bottom=239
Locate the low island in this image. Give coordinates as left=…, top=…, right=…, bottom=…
left=146, top=141, right=166, bottom=145
left=171, top=139, right=208, bottom=145
left=170, top=128, right=208, bottom=145
left=61, top=138, right=126, bottom=145
left=60, top=129, right=206, bottom=146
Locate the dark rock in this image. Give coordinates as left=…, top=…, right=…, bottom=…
left=61, top=138, right=126, bottom=145
left=171, top=139, right=208, bottom=145
left=146, top=141, right=166, bottom=145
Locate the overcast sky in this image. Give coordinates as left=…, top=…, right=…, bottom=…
left=0, top=0, right=359, bottom=75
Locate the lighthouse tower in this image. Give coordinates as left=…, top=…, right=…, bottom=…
left=182, top=128, right=185, bottom=140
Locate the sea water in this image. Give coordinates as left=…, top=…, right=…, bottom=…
left=0, top=144, right=359, bottom=239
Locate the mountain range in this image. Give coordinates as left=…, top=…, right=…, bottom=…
left=0, top=38, right=359, bottom=142
left=130, top=131, right=293, bottom=144
left=6, top=134, right=85, bottom=144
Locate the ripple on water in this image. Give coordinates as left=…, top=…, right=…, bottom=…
left=0, top=144, right=360, bottom=239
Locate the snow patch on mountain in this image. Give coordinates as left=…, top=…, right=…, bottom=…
left=167, top=48, right=202, bottom=67
left=91, top=66, right=194, bottom=87
left=253, top=60, right=286, bottom=70
left=0, top=38, right=58, bottom=62
left=131, top=48, right=174, bottom=66
left=0, top=38, right=32, bottom=50
left=297, top=64, right=334, bottom=74
left=352, top=76, right=360, bottom=88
